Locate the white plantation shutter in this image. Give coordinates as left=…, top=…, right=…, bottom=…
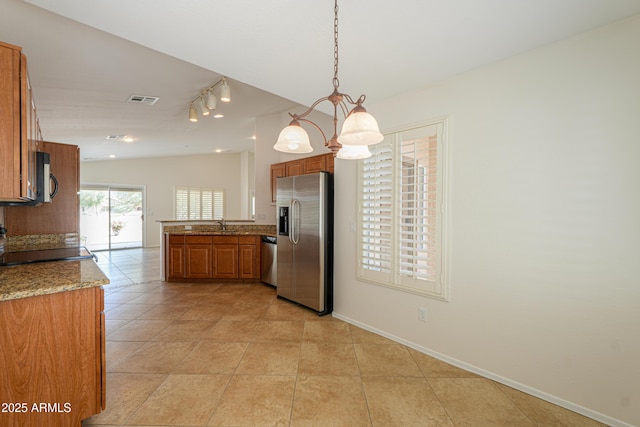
left=175, top=187, right=224, bottom=220
left=189, top=190, right=201, bottom=220
left=360, top=141, right=394, bottom=282
left=358, top=119, right=448, bottom=300
left=399, top=132, right=438, bottom=285
left=213, top=191, right=224, bottom=220
left=175, top=187, right=189, bottom=220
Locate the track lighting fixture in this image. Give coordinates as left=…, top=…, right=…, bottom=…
left=187, top=77, right=231, bottom=122
left=189, top=103, right=198, bottom=122
left=220, top=78, right=231, bottom=103
left=274, top=0, right=383, bottom=159
left=199, top=98, right=210, bottom=116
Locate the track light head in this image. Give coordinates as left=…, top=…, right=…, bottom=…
left=189, top=103, right=198, bottom=122
left=220, top=78, right=231, bottom=103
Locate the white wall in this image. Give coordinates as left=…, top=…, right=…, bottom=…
left=331, top=16, right=640, bottom=426
left=81, top=153, right=244, bottom=247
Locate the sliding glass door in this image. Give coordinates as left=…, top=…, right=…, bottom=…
left=80, top=185, right=144, bottom=250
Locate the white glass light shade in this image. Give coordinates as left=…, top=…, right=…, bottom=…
left=338, top=111, right=384, bottom=146
left=220, top=80, right=231, bottom=102
left=188, top=104, right=198, bottom=122
left=205, top=91, right=217, bottom=110
left=273, top=125, right=313, bottom=153
left=199, top=99, right=210, bottom=116
left=337, top=144, right=371, bottom=159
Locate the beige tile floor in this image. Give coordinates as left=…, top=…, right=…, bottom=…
left=83, top=248, right=605, bottom=427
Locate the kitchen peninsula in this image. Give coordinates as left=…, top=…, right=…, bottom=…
left=0, top=235, right=109, bottom=427
left=158, top=220, right=275, bottom=282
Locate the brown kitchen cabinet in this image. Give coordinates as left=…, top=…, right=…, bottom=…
left=186, top=235, right=213, bottom=278
left=285, top=159, right=305, bottom=176
left=212, top=236, right=238, bottom=279
left=270, top=152, right=334, bottom=202
left=0, top=286, right=106, bottom=426
left=303, top=154, right=326, bottom=174
left=165, top=234, right=261, bottom=282
left=270, top=162, right=286, bottom=203
left=239, top=235, right=261, bottom=279
left=4, top=141, right=80, bottom=235
left=0, top=41, right=40, bottom=202
left=166, top=234, right=185, bottom=280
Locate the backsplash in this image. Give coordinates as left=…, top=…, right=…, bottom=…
left=5, top=233, right=81, bottom=252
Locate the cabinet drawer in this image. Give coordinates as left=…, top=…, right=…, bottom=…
left=212, top=236, right=239, bottom=244
left=186, top=235, right=212, bottom=244
left=238, top=235, right=258, bottom=245
left=169, top=235, right=185, bottom=244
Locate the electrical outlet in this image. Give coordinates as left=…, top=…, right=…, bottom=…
left=418, top=307, right=427, bottom=322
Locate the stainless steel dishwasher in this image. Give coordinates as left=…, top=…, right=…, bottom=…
left=261, top=235, right=277, bottom=286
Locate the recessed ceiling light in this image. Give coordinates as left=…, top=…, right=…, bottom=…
left=213, top=114, right=224, bottom=119
left=109, top=154, right=116, bottom=158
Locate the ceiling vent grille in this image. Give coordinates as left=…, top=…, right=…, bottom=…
left=126, top=95, right=159, bottom=105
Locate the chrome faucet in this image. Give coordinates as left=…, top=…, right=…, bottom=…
left=217, top=218, right=227, bottom=231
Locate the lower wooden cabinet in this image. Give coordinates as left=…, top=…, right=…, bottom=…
left=167, top=235, right=185, bottom=280
left=239, top=235, right=261, bottom=279
left=0, top=286, right=105, bottom=426
left=166, top=234, right=261, bottom=282
left=212, top=236, right=238, bottom=279
left=186, top=235, right=213, bottom=279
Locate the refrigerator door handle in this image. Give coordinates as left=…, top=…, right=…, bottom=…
left=288, top=199, right=295, bottom=245
left=291, top=199, right=300, bottom=245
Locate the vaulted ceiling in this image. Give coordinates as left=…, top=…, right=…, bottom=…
left=2, top=0, right=640, bottom=160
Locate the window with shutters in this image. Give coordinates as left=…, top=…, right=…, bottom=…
left=358, top=118, right=448, bottom=300
left=175, top=187, right=224, bottom=220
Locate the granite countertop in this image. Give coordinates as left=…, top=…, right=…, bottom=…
left=0, top=259, right=109, bottom=302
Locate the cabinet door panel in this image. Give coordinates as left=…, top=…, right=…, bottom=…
left=239, top=244, right=257, bottom=278
left=0, top=287, right=103, bottom=426
left=186, top=245, right=212, bottom=278
left=271, top=163, right=286, bottom=203
left=303, top=155, right=326, bottom=174
left=212, top=245, right=238, bottom=278
left=168, top=245, right=185, bottom=278
left=286, top=160, right=304, bottom=176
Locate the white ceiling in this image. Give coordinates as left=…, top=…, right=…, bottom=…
left=2, top=0, right=640, bottom=161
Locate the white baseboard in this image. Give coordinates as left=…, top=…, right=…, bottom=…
left=332, top=311, right=630, bottom=427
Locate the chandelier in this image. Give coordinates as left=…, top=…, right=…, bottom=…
left=273, top=0, right=383, bottom=159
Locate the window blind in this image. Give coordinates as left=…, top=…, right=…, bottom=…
left=358, top=120, right=448, bottom=300
left=175, top=187, right=224, bottom=220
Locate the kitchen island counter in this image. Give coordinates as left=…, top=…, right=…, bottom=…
left=0, top=258, right=109, bottom=302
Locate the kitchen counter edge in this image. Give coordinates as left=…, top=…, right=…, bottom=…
left=0, top=258, right=109, bottom=302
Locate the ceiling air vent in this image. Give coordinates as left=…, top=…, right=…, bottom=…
left=126, top=95, right=159, bottom=105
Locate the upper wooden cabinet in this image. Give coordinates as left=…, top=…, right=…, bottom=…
left=270, top=153, right=334, bottom=202
left=0, top=41, right=40, bottom=202
left=285, top=159, right=304, bottom=176
left=4, top=141, right=80, bottom=235
left=270, top=162, right=286, bottom=204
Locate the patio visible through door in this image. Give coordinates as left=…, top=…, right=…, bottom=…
left=80, top=185, right=144, bottom=250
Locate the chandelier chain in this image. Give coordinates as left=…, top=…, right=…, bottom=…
left=333, top=0, right=340, bottom=90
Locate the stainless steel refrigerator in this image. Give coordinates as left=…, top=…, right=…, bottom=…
left=276, top=172, right=333, bottom=315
